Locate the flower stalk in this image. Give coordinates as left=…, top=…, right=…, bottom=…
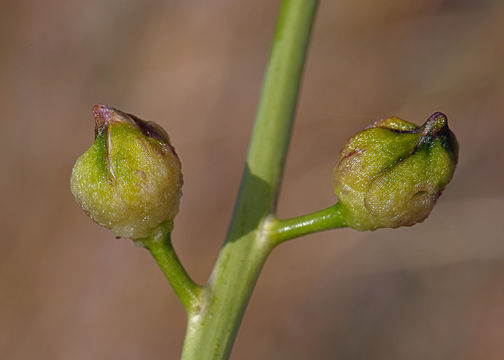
left=265, top=202, right=348, bottom=246
left=140, top=222, right=203, bottom=313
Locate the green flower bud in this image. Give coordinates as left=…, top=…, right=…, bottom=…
left=333, top=112, right=458, bottom=231
left=70, top=105, right=183, bottom=239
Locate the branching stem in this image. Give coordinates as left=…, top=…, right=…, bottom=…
left=266, top=202, right=348, bottom=246
left=143, top=224, right=203, bottom=313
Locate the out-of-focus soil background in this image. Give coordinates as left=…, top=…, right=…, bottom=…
left=2, top=0, right=503, bottom=359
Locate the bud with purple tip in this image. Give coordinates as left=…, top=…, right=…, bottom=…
left=71, top=105, right=183, bottom=239
left=333, top=112, right=458, bottom=231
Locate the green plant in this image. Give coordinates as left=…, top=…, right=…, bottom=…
left=70, top=1, right=458, bottom=359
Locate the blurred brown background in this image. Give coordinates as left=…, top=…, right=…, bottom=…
left=1, top=0, right=504, bottom=359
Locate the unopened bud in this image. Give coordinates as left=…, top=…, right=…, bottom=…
left=71, top=105, right=183, bottom=239
left=333, top=112, right=458, bottom=231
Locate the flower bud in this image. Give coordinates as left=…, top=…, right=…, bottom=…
left=70, top=105, right=183, bottom=239
left=333, top=112, right=458, bottom=231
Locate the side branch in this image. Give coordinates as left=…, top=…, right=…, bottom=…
left=143, top=225, right=203, bottom=313
left=265, top=202, right=348, bottom=246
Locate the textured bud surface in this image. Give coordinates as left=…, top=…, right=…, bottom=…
left=333, top=113, right=458, bottom=231
left=71, top=105, right=182, bottom=239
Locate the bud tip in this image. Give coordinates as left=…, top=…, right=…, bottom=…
left=423, top=112, right=448, bottom=137
left=93, top=104, right=117, bottom=133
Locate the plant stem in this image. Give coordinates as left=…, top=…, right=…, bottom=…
left=265, top=202, right=348, bottom=245
left=246, top=0, right=319, bottom=207
left=143, top=225, right=202, bottom=313
left=180, top=0, right=319, bottom=359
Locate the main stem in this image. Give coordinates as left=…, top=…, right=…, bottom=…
left=180, top=1, right=319, bottom=359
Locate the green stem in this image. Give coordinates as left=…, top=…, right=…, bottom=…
left=180, top=1, right=319, bottom=359
left=143, top=225, right=202, bottom=313
left=266, top=202, right=348, bottom=245
left=246, top=0, right=319, bottom=205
